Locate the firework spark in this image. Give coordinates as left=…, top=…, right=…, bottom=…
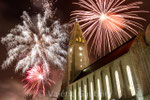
left=71, top=0, right=147, bottom=57
left=23, top=65, right=55, bottom=98
left=1, top=0, right=68, bottom=98
left=1, top=9, right=68, bottom=73
left=32, top=0, right=57, bottom=18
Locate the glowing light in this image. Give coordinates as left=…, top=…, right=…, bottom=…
left=80, top=65, right=83, bottom=68
left=71, top=0, right=147, bottom=57
left=70, top=48, right=73, bottom=52
left=38, top=74, right=44, bottom=80
left=97, top=78, right=102, bottom=100
left=84, top=84, right=87, bottom=100
left=70, top=90, right=72, bottom=100
left=74, top=88, right=77, bottom=100
left=79, top=47, right=83, bottom=51
left=23, top=65, right=55, bottom=98
left=115, top=71, right=122, bottom=98
left=80, top=59, right=82, bottom=62
left=100, top=13, right=107, bottom=21
left=78, top=86, right=82, bottom=100
left=83, top=68, right=88, bottom=72
left=79, top=53, right=83, bottom=56
left=90, top=81, right=94, bottom=100
left=105, top=75, right=111, bottom=100
left=126, top=65, right=136, bottom=96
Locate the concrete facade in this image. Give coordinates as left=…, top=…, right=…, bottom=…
left=64, top=24, right=150, bottom=100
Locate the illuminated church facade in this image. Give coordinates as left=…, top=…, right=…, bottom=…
left=63, top=22, right=150, bottom=100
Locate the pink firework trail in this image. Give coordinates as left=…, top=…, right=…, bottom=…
left=71, top=0, right=147, bottom=57
left=23, top=65, right=55, bottom=98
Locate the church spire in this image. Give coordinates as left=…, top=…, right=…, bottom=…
left=67, top=21, right=89, bottom=83
left=69, top=21, right=86, bottom=46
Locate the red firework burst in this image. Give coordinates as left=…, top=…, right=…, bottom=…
left=23, top=65, right=55, bottom=98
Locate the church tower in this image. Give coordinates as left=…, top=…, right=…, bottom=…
left=67, top=21, right=89, bottom=83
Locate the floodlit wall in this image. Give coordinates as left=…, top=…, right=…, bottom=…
left=64, top=31, right=150, bottom=100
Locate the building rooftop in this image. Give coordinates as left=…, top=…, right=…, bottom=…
left=71, top=36, right=136, bottom=83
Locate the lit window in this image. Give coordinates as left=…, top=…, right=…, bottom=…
left=70, top=90, right=72, bottom=100
left=90, top=82, right=94, bottom=100
left=76, top=38, right=79, bottom=41
left=74, top=88, right=76, bottom=100
left=78, top=86, right=82, bottom=100
left=126, top=65, right=136, bottom=96
left=79, top=47, right=83, bottom=51
left=70, top=48, right=72, bottom=52
left=82, top=39, right=85, bottom=43
left=79, top=37, right=82, bottom=42
left=105, top=75, right=111, bottom=100
left=97, top=78, right=102, bottom=100
left=79, top=53, right=83, bottom=56
left=115, top=71, right=122, bottom=98
left=84, top=84, right=87, bottom=100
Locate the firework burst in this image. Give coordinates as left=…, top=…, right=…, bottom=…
left=1, top=0, right=68, bottom=98
left=1, top=9, right=68, bottom=73
left=23, top=65, right=55, bottom=98
left=71, top=0, right=147, bottom=57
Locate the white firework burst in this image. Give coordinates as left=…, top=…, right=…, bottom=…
left=1, top=9, right=68, bottom=73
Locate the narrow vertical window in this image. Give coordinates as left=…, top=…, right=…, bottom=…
left=70, top=90, right=72, bottom=100
left=115, top=71, right=122, bottom=98
left=105, top=75, right=111, bottom=100
left=84, top=84, right=87, bottom=100
left=78, top=86, right=82, bottom=100
left=126, top=65, right=136, bottom=96
left=74, top=88, right=76, bottom=100
left=90, top=81, right=94, bottom=100
left=97, top=78, right=102, bottom=100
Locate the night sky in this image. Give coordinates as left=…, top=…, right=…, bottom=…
left=0, top=0, right=150, bottom=99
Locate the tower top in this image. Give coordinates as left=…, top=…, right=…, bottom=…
left=75, top=18, right=78, bottom=22
left=69, top=21, right=86, bottom=46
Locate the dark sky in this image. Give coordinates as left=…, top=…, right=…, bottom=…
left=0, top=0, right=150, bottom=99
left=0, top=0, right=74, bottom=99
